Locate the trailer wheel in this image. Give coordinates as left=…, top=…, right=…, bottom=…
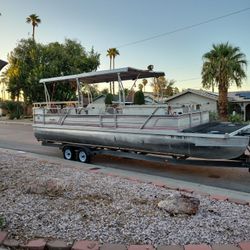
left=77, top=148, right=90, bottom=163
left=63, top=147, right=75, bottom=161
left=172, top=155, right=189, bottom=160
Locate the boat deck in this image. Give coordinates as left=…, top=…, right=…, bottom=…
left=182, top=122, right=248, bottom=134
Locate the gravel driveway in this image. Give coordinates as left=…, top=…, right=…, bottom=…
left=0, top=148, right=249, bottom=247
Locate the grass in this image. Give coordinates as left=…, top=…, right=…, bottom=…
left=0, top=215, right=5, bottom=229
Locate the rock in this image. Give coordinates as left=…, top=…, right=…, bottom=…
left=26, top=177, right=71, bottom=196
left=158, top=194, right=200, bottom=215
left=3, top=238, right=19, bottom=248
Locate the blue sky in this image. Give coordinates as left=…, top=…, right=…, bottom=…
left=0, top=0, right=249, bottom=91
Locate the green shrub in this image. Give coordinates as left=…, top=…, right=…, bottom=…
left=104, top=93, right=113, bottom=105
left=209, top=111, right=219, bottom=121
left=228, top=113, right=244, bottom=124
left=0, top=215, right=5, bottom=229
left=1, top=101, right=24, bottom=119
left=134, top=91, right=145, bottom=105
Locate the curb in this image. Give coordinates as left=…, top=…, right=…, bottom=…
left=0, top=233, right=250, bottom=250
left=0, top=120, right=32, bottom=126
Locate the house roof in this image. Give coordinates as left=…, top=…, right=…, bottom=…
left=92, top=94, right=106, bottom=102
left=165, top=88, right=219, bottom=102
left=228, top=91, right=250, bottom=102
left=166, top=88, right=250, bottom=103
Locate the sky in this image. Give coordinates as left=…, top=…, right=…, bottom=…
left=0, top=0, right=250, bottom=92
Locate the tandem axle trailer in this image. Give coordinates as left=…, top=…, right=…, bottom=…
left=42, top=141, right=250, bottom=171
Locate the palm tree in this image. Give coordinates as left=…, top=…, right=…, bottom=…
left=111, top=48, right=119, bottom=69
left=106, top=48, right=120, bottom=94
left=165, top=79, right=177, bottom=97
left=202, top=42, right=247, bottom=121
left=151, top=77, right=178, bottom=102
left=138, top=83, right=144, bottom=91
left=106, top=49, right=113, bottom=93
left=26, top=14, right=41, bottom=40
left=142, top=78, right=148, bottom=92
left=151, top=76, right=167, bottom=101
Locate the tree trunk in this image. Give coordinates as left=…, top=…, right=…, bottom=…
left=109, top=58, right=112, bottom=94
left=22, top=95, right=27, bottom=116
left=32, top=25, right=35, bottom=40
left=112, top=57, right=115, bottom=94
left=218, top=84, right=228, bottom=121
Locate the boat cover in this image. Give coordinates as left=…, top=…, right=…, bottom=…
left=39, top=67, right=165, bottom=84
left=183, top=122, right=249, bottom=134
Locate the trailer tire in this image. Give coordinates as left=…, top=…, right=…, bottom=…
left=63, top=146, right=75, bottom=161
left=77, top=148, right=90, bottom=163
left=172, top=155, right=189, bottom=160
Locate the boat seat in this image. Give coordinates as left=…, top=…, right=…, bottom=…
left=106, top=107, right=116, bottom=114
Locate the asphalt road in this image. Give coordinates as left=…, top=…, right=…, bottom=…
left=0, top=122, right=250, bottom=193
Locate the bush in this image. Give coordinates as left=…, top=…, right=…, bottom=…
left=105, top=93, right=113, bottom=105
left=0, top=215, right=5, bottom=229
left=228, top=113, right=244, bottom=124
left=134, top=91, right=145, bottom=105
left=1, top=101, right=24, bottom=119
left=209, top=111, right=219, bottom=121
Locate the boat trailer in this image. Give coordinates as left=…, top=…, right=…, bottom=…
left=42, top=141, right=250, bottom=171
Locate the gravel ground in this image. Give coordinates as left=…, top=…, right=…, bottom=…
left=0, top=149, right=249, bottom=247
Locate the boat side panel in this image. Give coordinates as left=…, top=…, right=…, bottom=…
left=33, top=126, right=248, bottom=160
left=33, top=111, right=209, bottom=131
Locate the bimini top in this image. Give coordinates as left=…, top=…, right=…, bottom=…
left=39, top=67, right=165, bottom=84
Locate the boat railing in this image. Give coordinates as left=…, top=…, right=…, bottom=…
left=140, top=107, right=161, bottom=129
left=106, top=107, right=123, bottom=114
left=33, top=101, right=79, bottom=108
left=33, top=102, right=209, bottom=130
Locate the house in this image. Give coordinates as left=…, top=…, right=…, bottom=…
left=84, top=95, right=106, bottom=114
left=88, top=92, right=158, bottom=107
left=143, top=92, right=158, bottom=104
left=166, top=89, right=218, bottom=112
left=124, top=91, right=158, bottom=105
left=228, top=92, right=250, bottom=121
left=0, top=60, right=10, bottom=101
left=166, top=88, right=250, bottom=121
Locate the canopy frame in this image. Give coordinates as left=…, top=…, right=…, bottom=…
left=39, top=67, right=165, bottom=107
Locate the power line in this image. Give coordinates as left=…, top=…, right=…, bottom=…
left=177, top=77, right=200, bottom=82
left=175, top=60, right=249, bottom=83
left=116, top=7, right=250, bottom=49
